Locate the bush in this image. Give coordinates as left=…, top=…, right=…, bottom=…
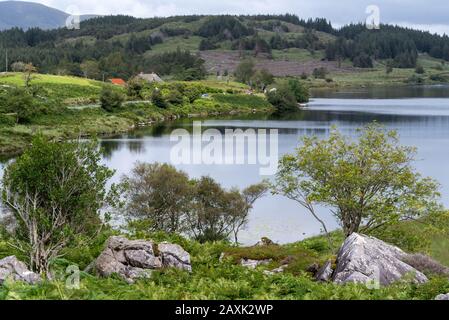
left=415, top=65, right=425, bottom=74
left=402, top=254, right=449, bottom=276
left=119, top=163, right=266, bottom=244
left=430, top=74, right=449, bottom=82
left=0, top=114, right=16, bottom=126
left=266, top=84, right=298, bottom=114
left=119, top=163, right=193, bottom=234
left=266, top=79, right=309, bottom=113
left=167, top=89, right=184, bottom=105
left=151, top=89, right=167, bottom=108
left=407, top=74, right=425, bottom=84
left=312, top=67, right=328, bottom=79
left=1, top=136, right=116, bottom=275
left=234, top=59, right=255, bottom=85
left=4, top=87, right=39, bottom=124
left=287, top=79, right=309, bottom=103
left=353, top=53, right=373, bottom=68
left=100, top=86, right=124, bottom=112
left=199, top=39, right=218, bottom=51
left=127, top=77, right=147, bottom=99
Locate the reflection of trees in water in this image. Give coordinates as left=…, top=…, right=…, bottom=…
left=312, top=85, right=449, bottom=99
left=100, top=140, right=123, bottom=160
left=100, top=139, right=145, bottom=158
left=127, top=140, right=145, bottom=154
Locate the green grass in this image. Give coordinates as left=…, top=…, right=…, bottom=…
left=0, top=73, right=101, bottom=87
left=0, top=76, right=274, bottom=155
left=145, top=36, right=203, bottom=55
left=0, top=73, right=109, bottom=105
left=430, top=234, right=449, bottom=266
left=1, top=230, right=448, bottom=300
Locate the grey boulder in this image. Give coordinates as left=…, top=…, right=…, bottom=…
left=0, top=256, right=40, bottom=285
left=435, top=293, right=449, bottom=300
left=93, top=236, right=191, bottom=283
left=158, top=242, right=192, bottom=272
left=333, top=233, right=428, bottom=286
left=316, top=260, right=333, bottom=282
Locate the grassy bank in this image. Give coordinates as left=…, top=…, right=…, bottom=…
left=0, top=73, right=274, bottom=156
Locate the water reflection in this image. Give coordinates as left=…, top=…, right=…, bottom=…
left=2, top=86, right=449, bottom=245
left=99, top=92, right=449, bottom=245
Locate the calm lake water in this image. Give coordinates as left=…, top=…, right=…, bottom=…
left=2, top=85, right=449, bottom=245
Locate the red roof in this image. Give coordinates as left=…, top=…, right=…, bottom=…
left=109, top=78, right=126, bottom=86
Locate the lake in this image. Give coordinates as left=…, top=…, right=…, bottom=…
left=2, top=85, right=449, bottom=245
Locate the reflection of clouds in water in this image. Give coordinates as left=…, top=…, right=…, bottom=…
left=100, top=97, right=449, bottom=244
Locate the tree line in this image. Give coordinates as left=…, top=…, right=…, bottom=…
left=326, top=24, right=449, bottom=68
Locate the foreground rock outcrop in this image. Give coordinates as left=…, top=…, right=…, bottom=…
left=330, top=233, right=428, bottom=286
left=92, top=236, right=191, bottom=283
left=0, top=256, right=40, bottom=285
left=435, top=293, right=449, bottom=300
left=315, top=260, right=333, bottom=282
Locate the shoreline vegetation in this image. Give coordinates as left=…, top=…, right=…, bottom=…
left=0, top=72, right=275, bottom=157
left=1, top=69, right=447, bottom=158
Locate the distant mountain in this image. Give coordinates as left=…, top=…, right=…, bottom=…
left=0, top=1, right=98, bottom=30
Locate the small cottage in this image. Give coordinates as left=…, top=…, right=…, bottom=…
left=136, top=72, right=163, bottom=83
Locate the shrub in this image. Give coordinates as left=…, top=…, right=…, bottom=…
left=4, top=87, right=39, bottom=123
left=430, top=74, right=448, bottom=82
left=287, top=79, right=309, bottom=103
left=415, top=65, right=425, bottom=74
left=127, top=77, right=147, bottom=99
left=402, top=254, right=449, bottom=276
left=266, top=79, right=309, bottom=113
left=312, top=67, right=328, bottom=79
left=266, top=84, right=298, bottom=114
left=119, top=162, right=193, bottom=234
left=119, top=163, right=266, bottom=244
left=407, top=74, right=425, bottom=84
left=10, top=61, right=26, bottom=72
left=234, top=59, right=255, bottom=85
left=151, top=89, right=167, bottom=108
left=167, top=89, right=184, bottom=105
left=0, top=114, right=16, bottom=126
left=251, top=69, right=274, bottom=91
left=100, top=85, right=124, bottom=112
left=353, top=53, right=373, bottom=68
left=1, top=136, right=116, bottom=275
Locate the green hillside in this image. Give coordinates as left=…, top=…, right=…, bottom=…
left=1, top=14, right=448, bottom=86
left=0, top=72, right=273, bottom=156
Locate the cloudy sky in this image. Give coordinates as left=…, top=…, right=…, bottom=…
left=9, top=0, right=449, bottom=35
